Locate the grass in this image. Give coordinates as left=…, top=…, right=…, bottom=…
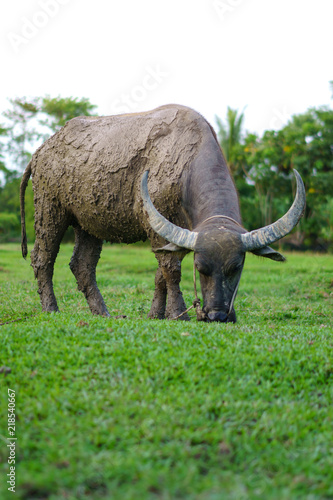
left=0, top=242, right=333, bottom=500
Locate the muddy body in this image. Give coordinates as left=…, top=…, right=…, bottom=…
left=21, top=104, right=304, bottom=321
left=30, top=106, right=201, bottom=242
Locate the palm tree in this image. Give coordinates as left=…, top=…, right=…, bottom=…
left=215, top=107, right=245, bottom=174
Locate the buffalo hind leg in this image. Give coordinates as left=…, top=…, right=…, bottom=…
left=149, top=252, right=189, bottom=321
left=69, top=227, right=110, bottom=316
left=31, top=209, right=69, bottom=313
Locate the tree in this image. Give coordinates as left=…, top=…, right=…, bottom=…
left=0, top=95, right=97, bottom=242
left=215, top=107, right=245, bottom=175
left=40, top=96, right=97, bottom=133
left=280, top=107, right=333, bottom=248
left=3, top=97, right=41, bottom=172
left=2, top=96, right=97, bottom=172
left=239, top=107, right=333, bottom=250
left=236, top=130, right=293, bottom=230
left=0, top=124, right=9, bottom=186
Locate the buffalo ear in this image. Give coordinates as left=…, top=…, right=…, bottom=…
left=251, top=246, right=286, bottom=262
left=155, top=242, right=186, bottom=253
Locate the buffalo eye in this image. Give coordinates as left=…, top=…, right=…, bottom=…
left=195, top=256, right=212, bottom=276
left=224, top=256, right=245, bottom=277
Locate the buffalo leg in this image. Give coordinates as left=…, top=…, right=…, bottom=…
left=150, top=252, right=189, bottom=321
left=31, top=206, right=69, bottom=313
left=148, top=267, right=167, bottom=319
left=69, top=227, right=110, bottom=316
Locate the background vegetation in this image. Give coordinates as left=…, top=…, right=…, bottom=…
left=1, top=243, right=333, bottom=499
left=0, top=96, right=96, bottom=243
left=1, top=86, right=332, bottom=499
left=0, top=86, right=332, bottom=250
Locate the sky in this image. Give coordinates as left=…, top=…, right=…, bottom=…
left=1, top=0, right=333, bottom=136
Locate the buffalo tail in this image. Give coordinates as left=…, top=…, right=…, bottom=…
left=20, top=161, right=32, bottom=259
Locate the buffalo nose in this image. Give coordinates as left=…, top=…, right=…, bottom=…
left=207, top=311, right=228, bottom=322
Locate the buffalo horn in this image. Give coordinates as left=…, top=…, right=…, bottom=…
left=141, top=170, right=198, bottom=250
left=241, top=169, right=306, bottom=251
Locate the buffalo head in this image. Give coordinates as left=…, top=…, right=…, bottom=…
left=141, top=170, right=305, bottom=323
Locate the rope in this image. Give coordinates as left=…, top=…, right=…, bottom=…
left=172, top=255, right=205, bottom=321
left=0, top=313, right=37, bottom=327
left=192, top=257, right=206, bottom=321
left=201, top=215, right=243, bottom=228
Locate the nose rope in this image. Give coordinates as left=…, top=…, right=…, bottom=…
left=193, top=258, right=206, bottom=321
left=171, top=255, right=205, bottom=321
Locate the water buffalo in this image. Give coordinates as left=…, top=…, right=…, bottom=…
left=20, top=104, right=305, bottom=322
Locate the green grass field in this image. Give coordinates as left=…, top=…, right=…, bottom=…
left=1, top=242, right=333, bottom=500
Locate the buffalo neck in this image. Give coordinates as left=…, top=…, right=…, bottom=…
left=182, top=133, right=242, bottom=229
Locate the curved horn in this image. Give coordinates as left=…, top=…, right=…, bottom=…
left=241, top=169, right=306, bottom=251
left=141, top=170, right=198, bottom=250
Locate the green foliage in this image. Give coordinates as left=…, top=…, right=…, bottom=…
left=0, top=163, right=17, bottom=186
left=0, top=96, right=97, bottom=242
left=216, top=103, right=333, bottom=250
left=215, top=107, right=245, bottom=175
left=0, top=176, right=34, bottom=242
left=2, top=97, right=41, bottom=171
left=1, top=244, right=333, bottom=499
left=1, top=95, right=97, bottom=173
left=0, top=212, right=19, bottom=236
left=40, top=96, right=97, bottom=132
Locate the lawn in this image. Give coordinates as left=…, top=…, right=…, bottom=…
left=1, top=242, right=333, bottom=499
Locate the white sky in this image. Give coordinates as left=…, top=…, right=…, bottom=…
left=1, top=0, right=332, bottom=136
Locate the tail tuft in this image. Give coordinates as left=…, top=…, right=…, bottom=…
left=22, top=233, right=28, bottom=260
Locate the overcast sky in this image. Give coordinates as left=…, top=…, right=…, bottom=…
left=1, top=0, right=332, bottom=135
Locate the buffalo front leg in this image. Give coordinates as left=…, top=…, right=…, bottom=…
left=148, top=267, right=167, bottom=319
left=150, top=252, right=190, bottom=321
left=69, top=227, right=110, bottom=316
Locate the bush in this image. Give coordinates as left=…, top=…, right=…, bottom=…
left=0, top=212, right=20, bottom=241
